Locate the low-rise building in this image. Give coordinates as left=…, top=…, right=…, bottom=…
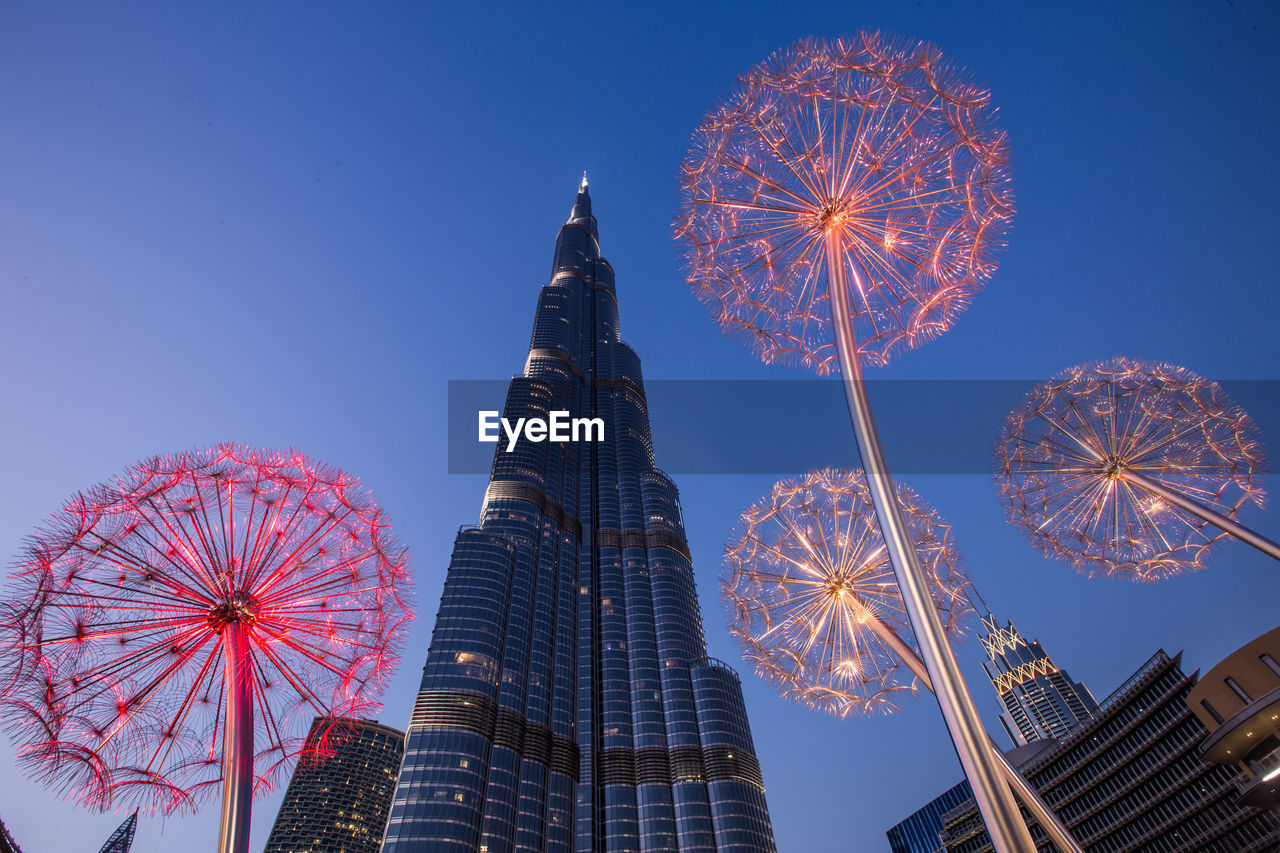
left=1187, top=627, right=1280, bottom=811
left=939, top=650, right=1280, bottom=852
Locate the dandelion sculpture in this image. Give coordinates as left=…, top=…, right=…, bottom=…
left=675, top=33, right=1036, bottom=852
left=995, top=357, right=1277, bottom=580
left=725, top=470, right=1084, bottom=853
left=0, top=445, right=412, bottom=853
left=724, top=469, right=972, bottom=716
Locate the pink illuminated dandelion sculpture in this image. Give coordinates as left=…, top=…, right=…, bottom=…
left=675, top=34, right=1036, bottom=851
left=995, top=358, right=1275, bottom=580
left=723, top=469, right=974, bottom=718
left=0, top=445, right=412, bottom=853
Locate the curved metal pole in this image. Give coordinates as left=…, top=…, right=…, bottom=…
left=218, top=623, right=254, bottom=853
left=823, top=228, right=1036, bottom=853
left=1120, top=468, right=1280, bottom=562
left=859, top=608, right=1084, bottom=853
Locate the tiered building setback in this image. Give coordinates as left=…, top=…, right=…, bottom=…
left=380, top=182, right=776, bottom=853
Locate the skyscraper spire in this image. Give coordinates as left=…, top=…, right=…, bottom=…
left=96, top=811, right=138, bottom=853
left=967, top=583, right=995, bottom=618
left=567, top=176, right=596, bottom=237
left=978, top=610, right=1098, bottom=747
left=381, top=189, right=775, bottom=852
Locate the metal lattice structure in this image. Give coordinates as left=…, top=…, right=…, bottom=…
left=0, top=445, right=412, bottom=852
left=675, top=32, right=1014, bottom=372
left=97, top=811, right=138, bottom=853
left=994, top=358, right=1268, bottom=580
left=723, top=469, right=975, bottom=717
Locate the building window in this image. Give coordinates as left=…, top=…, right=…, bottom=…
left=1200, top=699, right=1224, bottom=724
left=1226, top=676, right=1253, bottom=703
left=1260, top=653, right=1280, bottom=679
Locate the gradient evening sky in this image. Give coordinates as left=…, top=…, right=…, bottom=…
left=1, top=2, right=1277, bottom=851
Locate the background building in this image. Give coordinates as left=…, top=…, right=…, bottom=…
left=939, top=650, right=1280, bottom=852
left=1188, top=626, right=1280, bottom=811
left=262, top=717, right=404, bottom=853
left=0, top=817, right=23, bottom=853
left=379, top=184, right=776, bottom=853
left=978, top=609, right=1097, bottom=747
left=97, top=812, right=136, bottom=853
left=887, top=780, right=973, bottom=853
left=888, top=608, right=1091, bottom=851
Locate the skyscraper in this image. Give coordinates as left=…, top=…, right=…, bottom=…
left=978, top=610, right=1097, bottom=746
left=380, top=181, right=776, bottom=853
left=887, top=606, right=1096, bottom=851
left=96, top=812, right=136, bottom=853
left=264, top=718, right=404, bottom=853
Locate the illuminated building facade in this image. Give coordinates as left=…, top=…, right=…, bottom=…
left=380, top=182, right=776, bottom=853
left=264, top=718, right=404, bottom=853
left=939, top=650, right=1280, bottom=852
left=1188, top=627, right=1280, bottom=811
left=978, top=611, right=1097, bottom=747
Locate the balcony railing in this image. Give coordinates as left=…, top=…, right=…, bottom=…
left=1238, top=746, right=1280, bottom=793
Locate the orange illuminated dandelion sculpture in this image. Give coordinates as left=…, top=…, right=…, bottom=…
left=0, top=445, right=413, bottom=853
left=675, top=33, right=1038, bottom=852
left=995, top=358, right=1275, bottom=580
left=724, top=469, right=974, bottom=718
left=725, top=470, right=1083, bottom=853
left=676, top=34, right=1013, bottom=373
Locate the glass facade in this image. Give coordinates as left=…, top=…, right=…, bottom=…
left=381, top=183, right=776, bottom=853
left=264, top=718, right=405, bottom=853
left=886, top=781, right=973, bottom=853
left=979, top=612, right=1098, bottom=747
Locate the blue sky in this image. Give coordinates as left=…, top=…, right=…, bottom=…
left=1, top=2, right=1277, bottom=851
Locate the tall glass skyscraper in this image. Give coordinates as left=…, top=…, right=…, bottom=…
left=380, top=181, right=776, bottom=853
left=978, top=611, right=1096, bottom=747
left=265, top=717, right=404, bottom=853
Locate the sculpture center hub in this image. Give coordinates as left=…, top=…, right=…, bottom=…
left=825, top=576, right=853, bottom=598
left=208, top=593, right=258, bottom=628
left=818, top=204, right=851, bottom=231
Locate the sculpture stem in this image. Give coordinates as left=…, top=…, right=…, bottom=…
left=855, top=603, right=1085, bottom=853
left=823, top=227, right=1036, bottom=853
left=218, top=623, right=254, bottom=853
